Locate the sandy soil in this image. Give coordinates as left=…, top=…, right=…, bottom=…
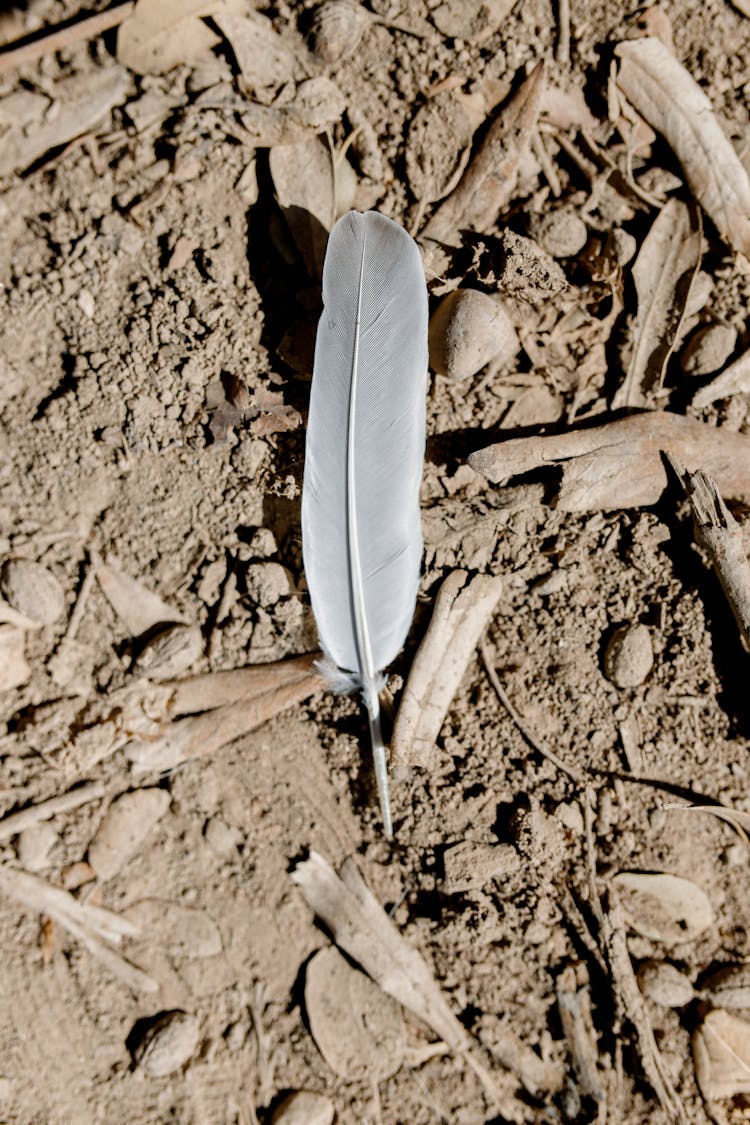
left=1, top=0, right=750, bottom=1122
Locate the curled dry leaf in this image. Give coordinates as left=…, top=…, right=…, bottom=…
left=422, top=62, right=545, bottom=246
left=468, top=412, right=750, bottom=512
left=612, top=871, right=715, bottom=945
left=88, top=788, right=171, bottom=881
left=214, top=11, right=298, bottom=97
left=132, top=623, right=203, bottom=680
left=391, top=570, right=503, bottom=768
left=117, top=0, right=220, bottom=75
left=693, top=1009, right=750, bottom=1102
left=270, top=138, right=335, bottom=280
left=615, top=37, right=750, bottom=257
left=305, top=946, right=405, bottom=1080
left=612, top=199, right=702, bottom=409
left=703, top=964, right=750, bottom=1011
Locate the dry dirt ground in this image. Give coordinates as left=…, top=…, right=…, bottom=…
left=2, top=0, right=750, bottom=1122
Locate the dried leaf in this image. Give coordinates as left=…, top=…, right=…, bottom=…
left=468, top=412, right=750, bottom=512
left=422, top=61, right=545, bottom=245
left=249, top=391, right=302, bottom=437
left=612, top=199, right=701, bottom=408
left=96, top=558, right=186, bottom=637
left=270, top=138, right=335, bottom=279
left=391, top=571, right=503, bottom=768
left=615, top=37, right=750, bottom=256
left=613, top=871, right=715, bottom=945
left=693, top=1009, right=750, bottom=1102
left=305, top=946, right=405, bottom=1080
left=0, top=69, right=129, bottom=176
left=214, top=11, right=298, bottom=95
left=668, top=802, right=750, bottom=843
left=292, top=852, right=505, bottom=1108
left=117, top=0, right=221, bottom=75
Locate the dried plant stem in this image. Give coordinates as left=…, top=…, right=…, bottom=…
left=556, top=0, right=571, bottom=65
left=480, top=642, right=585, bottom=783
left=0, top=2, right=134, bottom=75
left=0, top=781, right=105, bottom=842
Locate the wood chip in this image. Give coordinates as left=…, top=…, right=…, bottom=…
left=88, top=788, right=171, bottom=881
left=96, top=557, right=186, bottom=637
left=468, top=412, right=750, bottom=512
left=422, top=61, right=545, bottom=246
left=671, top=464, right=750, bottom=652
left=117, top=0, right=221, bottom=75
left=615, top=37, right=750, bottom=257
left=391, top=571, right=503, bottom=768
left=0, top=781, right=105, bottom=843
left=612, top=871, right=715, bottom=945
left=305, top=946, right=405, bottom=1080
left=693, top=1009, right=750, bottom=1102
left=612, top=199, right=701, bottom=408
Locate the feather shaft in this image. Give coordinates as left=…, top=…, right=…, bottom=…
left=302, top=210, right=428, bottom=835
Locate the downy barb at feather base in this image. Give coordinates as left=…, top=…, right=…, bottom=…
left=301, top=210, right=428, bottom=836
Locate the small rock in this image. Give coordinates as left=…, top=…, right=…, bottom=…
left=612, top=228, right=637, bottom=266
left=244, top=562, right=292, bottom=607
left=248, top=528, right=277, bottom=558
left=17, top=823, right=58, bottom=871
left=61, top=860, right=95, bottom=890
left=703, top=964, right=750, bottom=1010
left=204, top=816, right=241, bottom=858
left=0, top=625, right=30, bottom=691
left=443, top=841, right=520, bottom=893
left=429, top=289, right=519, bottom=380
left=554, top=801, right=584, bottom=835
left=88, top=788, right=170, bottom=881
left=613, top=871, right=714, bottom=945
left=495, top=230, right=567, bottom=304
left=131, top=1011, right=200, bottom=1077
left=0, top=559, right=65, bottom=627
left=132, top=623, right=202, bottom=680
left=272, top=1090, right=335, bottom=1125
left=681, top=322, right=737, bottom=377
left=534, top=209, right=588, bottom=258
left=637, top=960, right=695, bottom=1007
left=603, top=624, right=653, bottom=689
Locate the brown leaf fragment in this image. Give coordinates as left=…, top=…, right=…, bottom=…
left=391, top=571, right=503, bottom=768
left=269, top=139, right=335, bottom=280
left=422, top=61, right=546, bottom=246
left=207, top=377, right=301, bottom=442
left=292, top=852, right=508, bottom=1109
left=671, top=464, right=750, bottom=652
left=0, top=69, right=129, bottom=177
left=468, top=412, right=750, bottom=511
left=612, top=199, right=702, bottom=408
left=693, top=347, right=750, bottom=409
left=693, top=1009, right=750, bottom=1102
left=305, top=946, right=405, bottom=1080
left=615, top=37, right=750, bottom=256
left=117, top=0, right=220, bottom=75
left=126, top=656, right=323, bottom=771
left=96, top=557, right=186, bottom=637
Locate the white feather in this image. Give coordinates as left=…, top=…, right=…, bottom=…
left=301, top=210, right=428, bottom=835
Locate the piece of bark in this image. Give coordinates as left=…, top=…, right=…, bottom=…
left=164, top=653, right=321, bottom=716
left=693, top=347, right=750, bottom=408
left=391, top=571, right=503, bottom=768
left=612, top=199, right=701, bottom=408
left=292, top=852, right=507, bottom=1109
left=126, top=662, right=323, bottom=771
left=671, top=464, right=750, bottom=652
left=468, top=412, right=750, bottom=512
left=615, top=37, right=750, bottom=257
left=422, top=61, right=545, bottom=246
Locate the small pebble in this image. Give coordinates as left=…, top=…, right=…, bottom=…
left=603, top=624, right=653, bottom=689
left=680, top=322, right=737, bottom=377
left=272, top=1090, right=335, bottom=1125
left=204, top=816, right=241, bottom=858
left=637, top=960, right=695, bottom=1007
left=429, top=289, right=519, bottom=380
left=88, top=788, right=170, bottom=881
left=132, top=1011, right=200, bottom=1076
left=1, top=559, right=65, bottom=627
left=307, top=0, right=369, bottom=62
left=17, top=823, right=58, bottom=871
left=535, top=209, right=588, bottom=258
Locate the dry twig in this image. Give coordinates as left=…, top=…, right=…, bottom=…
left=0, top=2, right=134, bottom=75
left=0, top=781, right=105, bottom=843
